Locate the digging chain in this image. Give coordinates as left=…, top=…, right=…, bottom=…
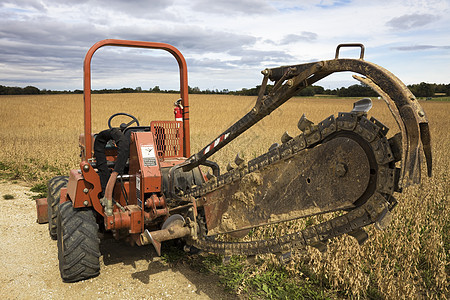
left=184, top=112, right=400, bottom=256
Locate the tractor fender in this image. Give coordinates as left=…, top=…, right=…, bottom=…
left=65, top=163, right=104, bottom=215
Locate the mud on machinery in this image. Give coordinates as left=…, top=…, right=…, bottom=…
left=35, top=40, right=432, bottom=282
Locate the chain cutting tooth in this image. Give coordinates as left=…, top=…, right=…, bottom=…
left=268, top=143, right=279, bottom=151
left=348, top=228, right=369, bottom=245
left=234, top=152, right=245, bottom=166
left=311, top=242, right=327, bottom=253
left=351, top=98, right=373, bottom=113
left=375, top=208, right=392, bottom=230
left=206, top=171, right=215, bottom=180
left=297, top=114, right=314, bottom=132
left=278, top=251, right=292, bottom=264
left=281, top=131, right=293, bottom=143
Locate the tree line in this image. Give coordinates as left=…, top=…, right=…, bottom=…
left=1, top=82, right=449, bottom=98
left=232, top=82, right=450, bottom=98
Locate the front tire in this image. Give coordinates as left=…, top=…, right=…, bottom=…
left=47, top=176, right=68, bottom=240
left=57, top=201, right=100, bottom=282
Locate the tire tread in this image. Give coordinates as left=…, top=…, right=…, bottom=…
left=57, top=201, right=100, bottom=282
left=47, top=176, right=68, bottom=240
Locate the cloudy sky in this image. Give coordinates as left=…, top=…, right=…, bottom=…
left=1, top=0, right=449, bottom=91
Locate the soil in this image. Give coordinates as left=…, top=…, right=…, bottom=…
left=217, top=172, right=263, bottom=233
left=0, top=181, right=234, bottom=299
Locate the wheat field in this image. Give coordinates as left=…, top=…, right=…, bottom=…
left=0, top=93, right=448, bottom=298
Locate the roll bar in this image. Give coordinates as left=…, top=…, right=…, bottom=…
left=83, top=39, right=190, bottom=159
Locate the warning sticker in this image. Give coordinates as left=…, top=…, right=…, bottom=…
left=141, top=146, right=157, bottom=167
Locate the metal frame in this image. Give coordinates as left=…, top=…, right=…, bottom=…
left=150, top=120, right=184, bottom=159
left=182, top=44, right=432, bottom=188
left=83, top=39, right=191, bottom=160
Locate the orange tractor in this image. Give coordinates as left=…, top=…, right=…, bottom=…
left=36, top=40, right=432, bottom=282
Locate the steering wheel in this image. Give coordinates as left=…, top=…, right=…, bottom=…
left=107, top=113, right=140, bottom=131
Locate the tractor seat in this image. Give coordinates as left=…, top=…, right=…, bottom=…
left=90, top=126, right=152, bottom=170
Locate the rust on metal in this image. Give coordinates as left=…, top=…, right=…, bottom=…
left=182, top=45, right=431, bottom=189
left=204, top=134, right=371, bottom=235
left=140, top=222, right=190, bottom=256
left=35, top=198, right=48, bottom=224
left=76, top=161, right=103, bottom=214
left=83, top=39, right=190, bottom=160
left=44, top=41, right=433, bottom=278
left=144, top=194, right=169, bottom=221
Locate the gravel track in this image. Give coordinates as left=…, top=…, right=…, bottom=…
left=0, top=181, right=232, bottom=299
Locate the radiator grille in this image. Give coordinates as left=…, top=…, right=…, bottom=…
left=150, top=121, right=184, bottom=159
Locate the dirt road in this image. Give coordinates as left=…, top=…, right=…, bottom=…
left=0, top=181, right=232, bottom=299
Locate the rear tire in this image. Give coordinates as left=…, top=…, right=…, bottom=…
left=57, top=201, right=100, bottom=282
left=47, top=176, right=68, bottom=240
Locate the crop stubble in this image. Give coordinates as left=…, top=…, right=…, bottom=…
left=0, top=93, right=448, bottom=298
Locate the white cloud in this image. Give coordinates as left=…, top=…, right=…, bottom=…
left=0, top=0, right=449, bottom=91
